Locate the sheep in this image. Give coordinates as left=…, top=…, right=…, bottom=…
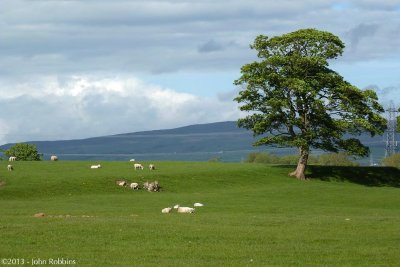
left=134, top=163, right=144, bottom=170
left=147, top=182, right=155, bottom=192
left=177, top=207, right=195, bottom=213
left=129, top=159, right=135, bottom=162
left=130, top=182, right=139, bottom=190
left=143, top=181, right=149, bottom=190
left=7, top=164, right=13, bottom=171
left=173, top=204, right=180, bottom=209
left=161, top=207, right=172, bottom=214
left=9, top=156, right=16, bottom=162
left=144, top=181, right=160, bottom=192
left=116, top=180, right=127, bottom=187
left=90, top=164, right=101, bottom=169
left=149, top=164, right=156, bottom=170
left=194, top=203, right=204, bottom=207
left=50, top=155, right=58, bottom=161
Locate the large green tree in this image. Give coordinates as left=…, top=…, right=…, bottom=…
left=234, top=29, right=386, bottom=180
left=4, top=143, right=42, bottom=161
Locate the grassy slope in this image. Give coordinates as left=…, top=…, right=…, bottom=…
left=0, top=161, right=399, bottom=266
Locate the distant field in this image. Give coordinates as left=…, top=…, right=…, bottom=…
left=0, top=161, right=399, bottom=266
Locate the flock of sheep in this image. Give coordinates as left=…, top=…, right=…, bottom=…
left=161, top=203, right=204, bottom=214
left=6, top=156, right=205, bottom=215
left=116, top=179, right=161, bottom=192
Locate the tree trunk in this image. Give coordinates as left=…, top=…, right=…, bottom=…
left=289, top=147, right=309, bottom=180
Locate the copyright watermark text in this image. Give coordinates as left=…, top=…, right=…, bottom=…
left=1, top=258, right=77, bottom=265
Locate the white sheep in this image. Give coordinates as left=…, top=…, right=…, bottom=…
left=149, top=164, right=156, bottom=170
left=129, top=159, right=135, bottom=162
left=173, top=204, right=180, bottom=209
left=7, top=164, right=13, bottom=171
left=147, top=181, right=160, bottom=192
left=9, top=156, right=16, bottom=162
left=90, top=164, right=101, bottom=169
left=161, top=207, right=172, bottom=214
left=130, top=182, right=139, bottom=190
left=194, top=203, right=204, bottom=207
left=177, top=207, right=195, bottom=213
left=116, top=180, right=127, bottom=187
left=143, top=181, right=149, bottom=190
left=50, top=155, right=58, bottom=161
left=134, top=163, right=144, bottom=170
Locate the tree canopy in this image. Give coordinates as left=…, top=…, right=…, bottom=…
left=235, top=28, right=386, bottom=179
left=4, top=143, right=42, bottom=161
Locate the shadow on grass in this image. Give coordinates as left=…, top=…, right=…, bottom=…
left=306, top=166, right=400, bottom=188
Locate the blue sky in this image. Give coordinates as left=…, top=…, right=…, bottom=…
left=0, top=0, right=399, bottom=144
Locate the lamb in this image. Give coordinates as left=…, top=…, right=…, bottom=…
left=177, top=207, right=195, bottom=213
left=7, top=164, right=13, bottom=171
left=161, top=207, right=172, bottom=214
left=50, top=155, right=58, bottom=161
left=116, top=180, right=127, bottom=187
left=134, top=163, right=144, bottom=170
left=130, top=182, right=139, bottom=190
left=149, top=164, right=156, bottom=170
left=9, top=156, right=16, bottom=162
left=90, top=164, right=101, bottom=169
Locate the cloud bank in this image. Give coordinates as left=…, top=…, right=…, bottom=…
left=0, top=76, right=242, bottom=144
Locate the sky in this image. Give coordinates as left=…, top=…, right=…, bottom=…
left=0, top=0, right=400, bottom=144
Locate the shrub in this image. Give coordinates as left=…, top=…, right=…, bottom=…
left=246, top=152, right=357, bottom=166
left=4, top=143, right=42, bottom=161
left=317, top=152, right=358, bottom=166
left=382, top=153, right=400, bottom=168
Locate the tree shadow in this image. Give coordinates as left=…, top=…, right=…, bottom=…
left=306, top=166, right=400, bottom=188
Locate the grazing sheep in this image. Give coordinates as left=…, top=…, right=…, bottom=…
left=9, top=156, right=16, bottom=162
left=147, top=182, right=155, bottom=192
left=50, top=155, right=58, bottom=161
left=149, top=164, right=156, bottom=170
left=129, top=159, right=135, bottom=162
left=143, top=181, right=149, bottom=190
left=148, top=181, right=160, bottom=192
left=145, top=181, right=160, bottom=192
left=161, top=207, right=172, bottom=214
left=90, top=164, right=101, bottom=169
left=194, top=203, right=204, bottom=207
left=177, top=207, right=195, bottom=213
left=130, top=182, right=139, bottom=190
left=7, top=164, right=13, bottom=171
left=134, top=163, right=144, bottom=170
left=116, top=180, right=127, bottom=187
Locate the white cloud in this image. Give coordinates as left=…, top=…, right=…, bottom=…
left=0, top=75, right=242, bottom=144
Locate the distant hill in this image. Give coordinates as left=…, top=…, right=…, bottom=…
left=0, top=121, right=387, bottom=163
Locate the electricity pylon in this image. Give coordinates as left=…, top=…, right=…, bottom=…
left=385, top=101, right=398, bottom=158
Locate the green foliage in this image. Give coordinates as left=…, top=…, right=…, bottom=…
left=235, top=28, right=387, bottom=177
left=0, top=161, right=399, bottom=266
left=397, top=116, right=400, bottom=133
left=382, top=153, right=400, bottom=168
left=4, top=143, right=41, bottom=161
left=246, top=152, right=356, bottom=166
left=317, top=152, right=359, bottom=166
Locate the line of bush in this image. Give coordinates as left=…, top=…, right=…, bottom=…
left=245, top=152, right=359, bottom=166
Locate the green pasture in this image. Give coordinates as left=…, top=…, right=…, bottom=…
left=0, top=161, right=399, bottom=266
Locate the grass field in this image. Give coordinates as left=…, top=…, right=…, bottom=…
left=0, top=161, right=399, bottom=266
